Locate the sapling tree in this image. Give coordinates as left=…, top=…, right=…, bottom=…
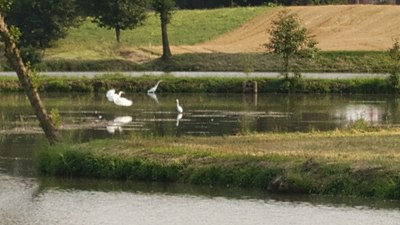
left=265, top=10, right=318, bottom=79
left=388, top=38, right=400, bottom=92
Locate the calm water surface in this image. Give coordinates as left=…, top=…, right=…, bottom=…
left=1, top=93, right=400, bottom=225
left=1, top=92, right=399, bottom=137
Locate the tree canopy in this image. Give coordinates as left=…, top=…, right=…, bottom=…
left=265, top=11, right=317, bottom=77
left=6, top=0, right=80, bottom=64
left=79, top=0, right=148, bottom=42
left=7, top=0, right=79, bottom=49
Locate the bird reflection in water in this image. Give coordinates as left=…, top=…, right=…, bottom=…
left=176, top=99, right=183, bottom=127
left=106, top=116, right=133, bottom=134
left=147, top=92, right=159, bottom=104
left=176, top=113, right=183, bottom=127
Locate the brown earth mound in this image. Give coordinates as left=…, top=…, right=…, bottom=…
left=142, top=5, right=400, bottom=57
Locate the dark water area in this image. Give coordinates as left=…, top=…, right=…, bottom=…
left=1, top=92, right=400, bottom=225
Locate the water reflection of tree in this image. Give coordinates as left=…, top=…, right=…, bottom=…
left=387, top=97, right=400, bottom=124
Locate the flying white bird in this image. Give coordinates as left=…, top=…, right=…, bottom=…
left=147, top=80, right=162, bottom=93
left=176, top=99, right=183, bottom=114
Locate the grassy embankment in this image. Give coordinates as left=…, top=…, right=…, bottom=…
left=42, top=7, right=267, bottom=61
left=38, top=128, right=400, bottom=199
left=40, top=51, right=393, bottom=73
left=0, top=6, right=267, bottom=71
left=0, top=6, right=391, bottom=73
left=0, top=74, right=394, bottom=94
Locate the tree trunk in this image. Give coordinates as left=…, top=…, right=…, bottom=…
left=160, top=11, right=172, bottom=60
left=115, top=27, right=121, bottom=43
left=0, top=14, right=61, bottom=145
left=283, top=55, right=290, bottom=79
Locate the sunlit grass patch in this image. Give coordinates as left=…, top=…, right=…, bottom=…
left=46, top=7, right=268, bottom=60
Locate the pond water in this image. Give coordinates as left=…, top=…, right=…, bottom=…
left=1, top=92, right=399, bottom=138
left=1, top=92, right=400, bottom=225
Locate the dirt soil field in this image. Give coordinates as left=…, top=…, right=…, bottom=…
left=141, top=5, right=400, bottom=57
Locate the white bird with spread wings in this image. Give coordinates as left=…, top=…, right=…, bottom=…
left=106, top=89, right=132, bottom=107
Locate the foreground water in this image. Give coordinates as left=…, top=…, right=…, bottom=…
left=1, top=93, right=400, bottom=225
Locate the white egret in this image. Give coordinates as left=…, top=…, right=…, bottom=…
left=106, top=89, right=116, bottom=102
left=147, top=80, right=162, bottom=93
left=176, top=99, right=183, bottom=113
left=106, top=89, right=133, bottom=106
left=113, top=91, right=133, bottom=107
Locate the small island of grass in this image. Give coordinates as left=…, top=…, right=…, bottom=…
left=38, top=128, right=400, bottom=200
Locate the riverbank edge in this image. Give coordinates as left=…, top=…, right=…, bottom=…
left=0, top=74, right=394, bottom=94
left=1, top=51, right=391, bottom=73
left=37, top=131, right=400, bottom=200
left=36, top=51, right=392, bottom=73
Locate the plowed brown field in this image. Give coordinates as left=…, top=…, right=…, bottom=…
left=159, top=5, right=400, bottom=54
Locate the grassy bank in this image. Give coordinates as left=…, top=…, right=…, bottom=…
left=38, top=129, right=400, bottom=199
left=0, top=74, right=394, bottom=94
left=45, top=7, right=267, bottom=60
left=37, top=51, right=392, bottom=73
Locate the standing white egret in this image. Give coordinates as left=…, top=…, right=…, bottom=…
left=113, top=91, right=133, bottom=107
left=147, top=80, right=162, bottom=93
left=176, top=99, right=183, bottom=113
left=106, top=89, right=116, bottom=102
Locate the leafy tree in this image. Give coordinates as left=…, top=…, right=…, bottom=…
left=388, top=39, right=400, bottom=92
left=151, top=0, right=175, bottom=60
left=79, top=0, right=148, bottom=43
left=6, top=0, right=80, bottom=64
left=265, top=10, right=318, bottom=79
left=0, top=1, right=61, bottom=145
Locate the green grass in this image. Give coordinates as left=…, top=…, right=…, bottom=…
left=37, top=51, right=393, bottom=73
left=0, top=75, right=392, bottom=94
left=45, top=7, right=268, bottom=60
left=0, top=74, right=394, bottom=94
left=38, top=129, right=400, bottom=199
